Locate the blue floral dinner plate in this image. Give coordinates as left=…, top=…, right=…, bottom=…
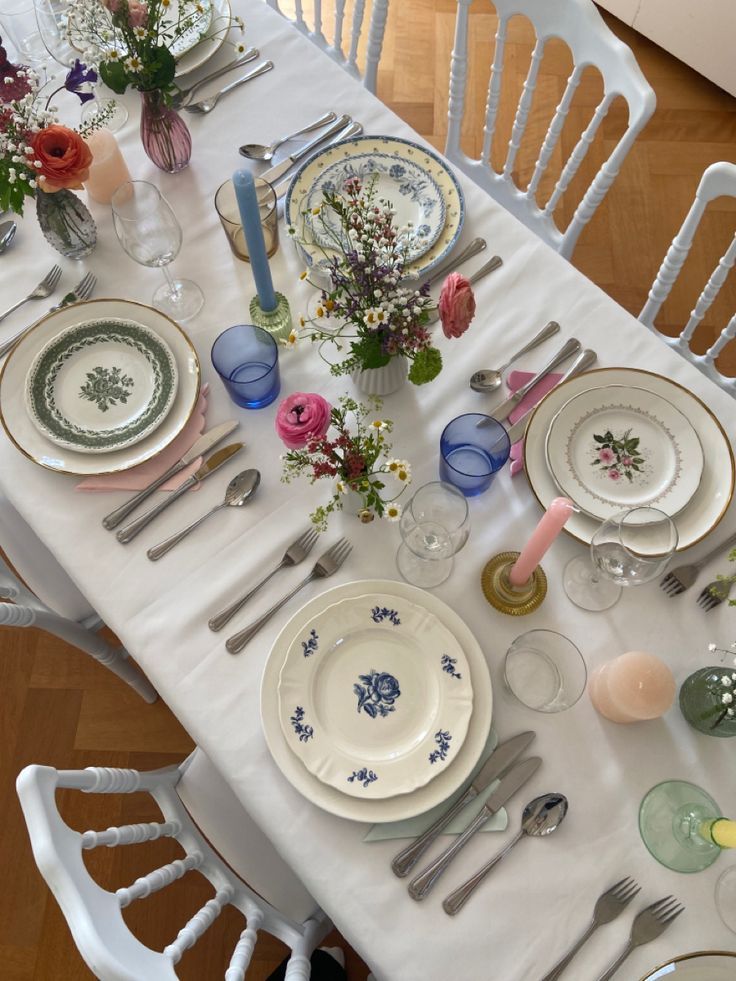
left=305, top=152, right=446, bottom=263
left=277, top=593, right=474, bottom=800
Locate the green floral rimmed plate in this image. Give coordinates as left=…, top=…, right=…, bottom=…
left=25, top=319, right=179, bottom=455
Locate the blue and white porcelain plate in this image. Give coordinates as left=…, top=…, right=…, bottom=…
left=305, top=152, right=446, bottom=263
left=285, top=135, right=465, bottom=280
left=277, top=593, right=474, bottom=800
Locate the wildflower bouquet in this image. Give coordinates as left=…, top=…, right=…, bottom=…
left=291, top=176, right=475, bottom=386
left=67, top=0, right=246, bottom=102
left=276, top=392, right=411, bottom=529
left=0, top=55, right=101, bottom=214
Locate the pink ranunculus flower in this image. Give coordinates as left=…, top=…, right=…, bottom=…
left=276, top=392, right=332, bottom=449
left=438, top=272, right=475, bottom=339
left=599, top=447, right=614, bottom=464
left=127, top=1, right=148, bottom=28
left=608, top=468, right=621, bottom=480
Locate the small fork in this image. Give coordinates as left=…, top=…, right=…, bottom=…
left=0, top=271, right=96, bottom=358
left=538, top=877, right=640, bottom=981
left=225, top=537, right=352, bottom=654
left=697, top=576, right=735, bottom=612
left=596, top=896, right=685, bottom=981
left=209, top=528, right=320, bottom=631
left=0, top=263, right=62, bottom=324
left=184, top=61, right=274, bottom=114
left=660, top=529, right=736, bottom=596
left=169, top=48, right=259, bottom=108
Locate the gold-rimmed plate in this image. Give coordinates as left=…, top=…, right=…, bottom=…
left=523, top=368, right=734, bottom=551
left=175, top=0, right=232, bottom=77
left=0, top=299, right=200, bottom=476
left=639, top=951, right=736, bottom=980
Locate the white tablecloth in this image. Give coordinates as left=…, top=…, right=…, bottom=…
left=1, top=3, right=735, bottom=978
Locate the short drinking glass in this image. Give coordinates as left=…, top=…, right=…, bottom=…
left=439, top=414, right=510, bottom=496
left=214, top=178, right=279, bottom=262
left=563, top=506, right=678, bottom=612
left=211, top=325, right=280, bottom=409
left=504, top=629, right=586, bottom=713
left=396, top=481, right=470, bottom=588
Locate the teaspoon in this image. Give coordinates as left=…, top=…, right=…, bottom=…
left=442, top=792, right=568, bottom=915
left=147, top=469, right=260, bottom=561
left=239, top=111, right=338, bottom=161
left=470, top=320, right=561, bottom=393
left=0, top=220, right=17, bottom=255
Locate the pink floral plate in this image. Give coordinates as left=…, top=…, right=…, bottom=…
left=545, top=385, right=704, bottom=521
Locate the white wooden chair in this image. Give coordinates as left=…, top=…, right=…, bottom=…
left=445, top=0, right=656, bottom=259
left=17, top=748, right=332, bottom=980
left=264, top=0, right=389, bottom=93
left=0, top=492, right=156, bottom=703
left=639, top=161, right=736, bottom=395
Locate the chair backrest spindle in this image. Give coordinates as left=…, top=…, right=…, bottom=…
left=81, top=820, right=181, bottom=849
left=164, top=887, right=234, bottom=963
left=225, top=911, right=264, bottom=981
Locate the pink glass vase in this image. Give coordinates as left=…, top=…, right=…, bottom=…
left=139, top=90, right=191, bottom=174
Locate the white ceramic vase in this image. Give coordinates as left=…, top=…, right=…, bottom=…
left=350, top=356, right=408, bottom=396
left=342, top=487, right=375, bottom=522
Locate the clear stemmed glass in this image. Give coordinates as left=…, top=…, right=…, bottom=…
left=111, top=181, right=204, bottom=322
left=716, top=866, right=736, bottom=934
left=563, top=506, right=678, bottom=611
left=396, top=481, right=470, bottom=588
left=34, top=0, right=77, bottom=67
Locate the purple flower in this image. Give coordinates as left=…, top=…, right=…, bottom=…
left=64, top=60, right=97, bottom=104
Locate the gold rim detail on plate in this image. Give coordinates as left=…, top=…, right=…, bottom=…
left=637, top=950, right=736, bottom=981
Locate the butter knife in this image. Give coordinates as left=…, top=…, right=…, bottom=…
left=257, top=113, right=352, bottom=183
left=479, top=337, right=581, bottom=424
left=392, top=731, right=536, bottom=878
left=407, top=757, right=542, bottom=900
left=115, top=443, right=244, bottom=544
left=101, top=421, right=239, bottom=530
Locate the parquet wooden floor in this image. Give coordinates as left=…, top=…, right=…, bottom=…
left=2, top=4, right=735, bottom=979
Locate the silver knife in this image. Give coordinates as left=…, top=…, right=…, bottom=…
left=479, top=336, right=581, bottom=425
left=504, top=348, right=598, bottom=444
left=391, top=731, right=536, bottom=878
left=407, top=756, right=542, bottom=900
left=258, top=113, right=352, bottom=184
left=102, top=421, right=240, bottom=530
left=115, top=442, right=244, bottom=544
left=274, top=120, right=364, bottom=199
left=421, top=237, right=487, bottom=289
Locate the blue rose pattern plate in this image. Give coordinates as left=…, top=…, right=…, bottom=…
left=277, top=593, right=474, bottom=800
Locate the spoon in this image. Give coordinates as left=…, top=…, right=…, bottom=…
left=147, top=469, right=260, bottom=561
left=442, top=793, right=568, bottom=915
left=0, top=220, right=17, bottom=255
left=239, top=110, right=338, bottom=161
left=470, top=320, right=561, bottom=393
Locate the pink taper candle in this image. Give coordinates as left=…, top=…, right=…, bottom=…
left=509, top=497, right=574, bottom=587
left=83, top=129, right=131, bottom=205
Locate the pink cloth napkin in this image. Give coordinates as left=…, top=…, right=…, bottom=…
left=76, top=384, right=210, bottom=492
left=506, top=371, right=562, bottom=476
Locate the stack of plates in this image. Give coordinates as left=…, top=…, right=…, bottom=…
left=523, top=369, right=734, bottom=550
left=284, top=135, right=465, bottom=280
left=175, top=0, right=233, bottom=77
left=0, top=299, right=201, bottom=476
left=261, top=579, right=493, bottom=822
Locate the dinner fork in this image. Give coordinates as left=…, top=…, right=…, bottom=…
left=209, top=527, right=320, bottom=631
left=697, top=575, right=735, bottom=611
left=660, top=529, right=736, bottom=595
left=539, top=877, right=641, bottom=981
left=169, top=48, right=259, bottom=108
left=0, top=264, right=62, bottom=324
left=0, top=272, right=96, bottom=358
left=184, top=60, right=274, bottom=114
left=596, top=896, right=685, bottom=981
left=225, top=538, right=352, bottom=654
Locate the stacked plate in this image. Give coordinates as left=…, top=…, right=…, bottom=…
left=0, top=299, right=201, bottom=476
left=261, top=579, right=493, bottom=822
left=639, top=952, right=736, bottom=980
left=284, top=135, right=465, bottom=280
left=523, top=369, right=734, bottom=550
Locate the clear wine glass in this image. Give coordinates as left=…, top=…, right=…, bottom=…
left=563, top=506, right=678, bottom=611
left=111, top=181, right=204, bottom=322
left=396, top=481, right=470, bottom=588
left=34, top=0, right=77, bottom=67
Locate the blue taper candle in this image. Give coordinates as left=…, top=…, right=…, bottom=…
left=233, top=169, right=277, bottom=312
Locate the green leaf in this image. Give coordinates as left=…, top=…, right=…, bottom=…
left=633, top=457, right=644, bottom=464
left=625, top=471, right=633, bottom=482
left=99, top=60, right=129, bottom=95
left=351, top=334, right=390, bottom=370
left=148, top=45, right=177, bottom=90
left=593, top=434, right=605, bottom=443
left=408, top=347, right=442, bottom=385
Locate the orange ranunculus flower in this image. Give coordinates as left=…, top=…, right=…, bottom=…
left=31, top=125, right=93, bottom=193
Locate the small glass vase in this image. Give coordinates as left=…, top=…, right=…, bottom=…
left=680, top=667, right=736, bottom=738
left=139, top=90, right=192, bottom=174
left=35, top=188, right=96, bottom=259
left=350, top=356, right=407, bottom=396
left=343, top=487, right=374, bottom=522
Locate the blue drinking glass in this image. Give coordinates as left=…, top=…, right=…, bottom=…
left=211, top=325, right=280, bottom=409
left=439, top=413, right=511, bottom=496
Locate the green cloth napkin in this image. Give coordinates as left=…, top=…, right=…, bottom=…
left=364, top=727, right=508, bottom=841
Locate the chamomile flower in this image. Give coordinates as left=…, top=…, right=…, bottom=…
left=299, top=270, right=308, bottom=280
left=384, top=502, right=402, bottom=522
left=396, top=466, right=411, bottom=484
left=335, top=479, right=348, bottom=495
left=370, top=419, right=387, bottom=431
left=133, top=26, right=147, bottom=39
left=124, top=55, right=142, bottom=72
left=286, top=330, right=298, bottom=347
left=235, top=41, right=247, bottom=54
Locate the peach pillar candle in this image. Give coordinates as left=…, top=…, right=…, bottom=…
left=84, top=129, right=131, bottom=205
left=589, top=651, right=676, bottom=723
left=509, top=496, right=574, bottom=587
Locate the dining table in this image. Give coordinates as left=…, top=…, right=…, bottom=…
left=1, top=2, right=735, bottom=978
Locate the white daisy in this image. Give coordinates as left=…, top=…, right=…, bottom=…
left=384, top=502, right=402, bottom=522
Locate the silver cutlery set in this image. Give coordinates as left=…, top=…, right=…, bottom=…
left=660, top=529, right=736, bottom=611
left=0, top=270, right=97, bottom=358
